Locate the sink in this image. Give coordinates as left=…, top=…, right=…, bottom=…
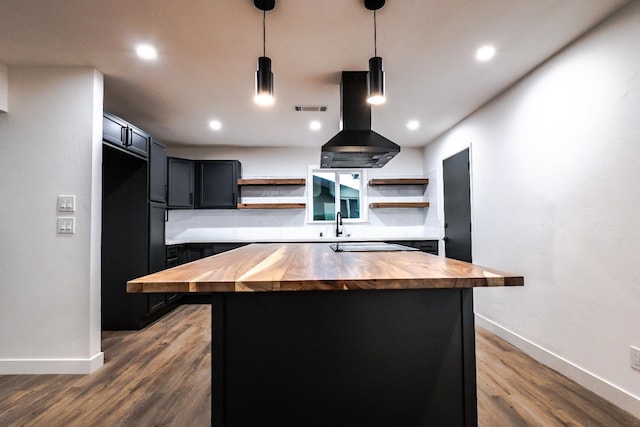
left=329, top=242, right=419, bottom=252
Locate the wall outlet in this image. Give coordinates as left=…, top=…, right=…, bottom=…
left=631, top=346, right=640, bottom=371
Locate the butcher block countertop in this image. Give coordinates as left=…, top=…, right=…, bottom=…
left=128, top=243, right=523, bottom=293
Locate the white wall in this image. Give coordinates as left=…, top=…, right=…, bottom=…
left=0, top=66, right=103, bottom=374
left=423, top=2, right=640, bottom=417
left=165, top=146, right=435, bottom=241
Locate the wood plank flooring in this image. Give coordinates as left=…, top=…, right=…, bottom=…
left=0, top=304, right=637, bottom=426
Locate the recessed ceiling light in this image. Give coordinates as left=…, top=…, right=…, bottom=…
left=309, top=121, right=321, bottom=131
left=209, top=120, right=222, bottom=130
left=136, top=44, right=157, bottom=60
left=475, top=45, right=496, bottom=62
left=406, top=120, right=420, bottom=130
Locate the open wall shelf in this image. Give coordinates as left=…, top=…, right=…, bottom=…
left=369, top=177, right=430, bottom=209
left=369, top=202, right=430, bottom=209
left=369, top=178, right=429, bottom=186
left=238, top=178, right=306, bottom=186
left=237, top=177, right=306, bottom=209
left=238, top=203, right=306, bottom=209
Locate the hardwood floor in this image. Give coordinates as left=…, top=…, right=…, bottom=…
left=476, top=328, right=638, bottom=426
left=0, top=304, right=637, bottom=426
left=0, top=305, right=211, bottom=427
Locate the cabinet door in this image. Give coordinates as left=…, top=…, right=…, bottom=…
left=148, top=202, right=168, bottom=315
left=128, top=126, right=150, bottom=159
left=103, top=113, right=127, bottom=146
left=213, top=243, right=248, bottom=254
left=167, top=157, right=194, bottom=208
left=196, top=160, right=240, bottom=208
left=149, top=202, right=166, bottom=274
left=148, top=293, right=167, bottom=314
left=102, top=112, right=149, bottom=159
left=149, top=140, right=167, bottom=203
left=415, top=240, right=438, bottom=255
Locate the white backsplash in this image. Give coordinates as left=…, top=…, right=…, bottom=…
left=166, top=208, right=434, bottom=243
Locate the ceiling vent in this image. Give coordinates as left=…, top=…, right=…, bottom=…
left=294, top=105, right=328, bottom=112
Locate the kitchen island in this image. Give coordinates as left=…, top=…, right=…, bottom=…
left=128, top=243, right=523, bottom=427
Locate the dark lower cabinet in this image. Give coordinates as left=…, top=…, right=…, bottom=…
left=212, top=288, right=476, bottom=426
left=166, top=243, right=248, bottom=266
left=386, top=240, right=439, bottom=255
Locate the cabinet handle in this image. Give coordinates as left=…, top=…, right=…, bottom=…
left=127, top=127, right=133, bottom=146
left=165, top=210, right=169, bottom=222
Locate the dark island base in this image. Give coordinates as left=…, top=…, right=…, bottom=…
left=212, top=289, right=477, bottom=427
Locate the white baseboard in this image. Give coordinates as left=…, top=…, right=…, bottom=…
left=0, top=351, right=104, bottom=375
left=475, top=314, right=640, bottom=419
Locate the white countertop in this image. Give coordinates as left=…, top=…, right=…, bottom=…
left=166, top=228, right=440, bottom=245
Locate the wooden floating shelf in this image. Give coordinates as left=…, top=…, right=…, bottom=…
left=237, top=203, right=306, bottom=209
left=238, top=178, right=306, bottom=186
left=369, top=178, right=429, bottom=186
left=369, top=202, right=430, bottom=209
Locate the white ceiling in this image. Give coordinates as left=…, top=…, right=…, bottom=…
left=0, top=0, right=629, bottom=148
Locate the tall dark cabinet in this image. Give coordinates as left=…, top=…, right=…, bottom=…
left=102, top=113, right=177, bottom=330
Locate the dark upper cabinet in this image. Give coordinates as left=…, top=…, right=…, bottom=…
left=149, top=139, right=167, bottom=203
left=195, top=160, right=241, bottom=209
left=167, top=157, right=194, bottom=208
left=103, top=112, right=149, bottom=159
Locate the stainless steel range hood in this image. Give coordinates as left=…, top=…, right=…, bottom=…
left=321, top=71, right=400, bottom=168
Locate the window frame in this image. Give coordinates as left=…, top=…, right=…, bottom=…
left=306, top=166, right=368, bottom=224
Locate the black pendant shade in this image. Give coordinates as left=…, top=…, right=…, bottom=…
left=367, top=56, right=385, bottom=105
left=254, top=0, right=275, bottom=106
left=365, top=0, right=386, bottom=104
left=255, top=56, right=274, bottom=106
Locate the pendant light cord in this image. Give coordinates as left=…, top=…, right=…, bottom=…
left=263, top=9, right=266, bottom=57
left=373, top=9, right=377, bottom=57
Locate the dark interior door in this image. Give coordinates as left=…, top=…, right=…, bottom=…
left=443, top=148, right=472, bottom=262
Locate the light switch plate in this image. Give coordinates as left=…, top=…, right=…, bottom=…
left=57, top=217, right=75, bottom=234
left=57, top=195, right=76, bottom=212
left=631, top=346, right=640, bottom=371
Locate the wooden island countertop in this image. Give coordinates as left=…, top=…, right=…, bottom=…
left=127, top=242, right=523, bottom=293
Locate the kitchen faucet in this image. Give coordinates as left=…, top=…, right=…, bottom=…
left=336, top=211, right=343, bottom=237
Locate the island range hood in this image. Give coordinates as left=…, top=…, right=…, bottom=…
left=321, top=71, right=400, bottom=168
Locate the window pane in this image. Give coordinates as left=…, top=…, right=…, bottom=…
left=339, top=173, right=360, bottom=219
left=312, top=172, right=336, bottom=221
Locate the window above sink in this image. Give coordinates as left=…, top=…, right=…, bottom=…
left=307, top=167, right=368, bottom=224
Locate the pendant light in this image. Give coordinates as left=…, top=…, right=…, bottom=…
left=254, top=0, right=275, bottom=106
left=365, top=0, right=386, bottom=105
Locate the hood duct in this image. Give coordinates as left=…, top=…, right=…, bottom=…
left=321, top=71, right=400, bottom=168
